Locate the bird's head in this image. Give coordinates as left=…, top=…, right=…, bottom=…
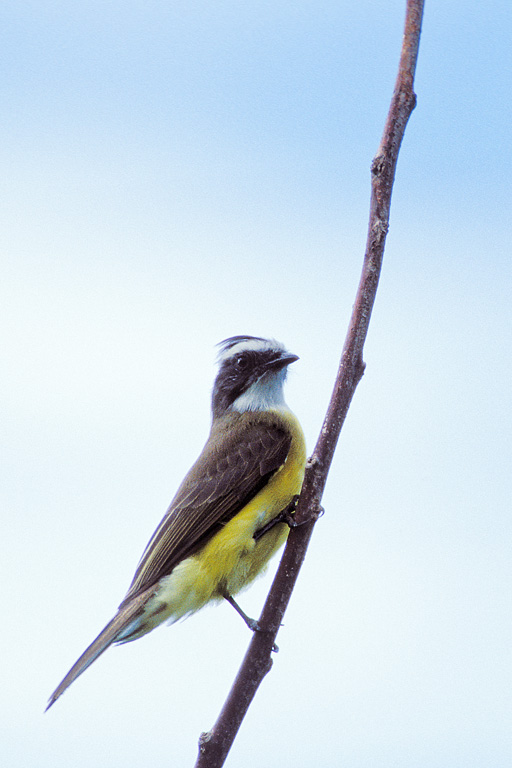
left=212, top=336, right=299, bottom=418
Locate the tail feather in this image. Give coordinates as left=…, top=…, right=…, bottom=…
left=46, top=590, right=152, bottom=710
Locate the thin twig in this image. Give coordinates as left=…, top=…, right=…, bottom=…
left=194, top=2, right=424, bottom=765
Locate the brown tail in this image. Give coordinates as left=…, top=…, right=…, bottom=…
left=46, top=590, right=151, bottom=710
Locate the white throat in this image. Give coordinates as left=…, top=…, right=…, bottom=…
left=230, top=372, right=287, bottom=413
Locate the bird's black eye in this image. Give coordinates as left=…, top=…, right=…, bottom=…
left=234, top=354, right=248, bottom=371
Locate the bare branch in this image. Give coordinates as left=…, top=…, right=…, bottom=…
left=195, top=2, right=425, bottom=765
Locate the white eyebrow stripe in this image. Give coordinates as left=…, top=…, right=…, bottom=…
left=216, top=337, right=286, bottom=363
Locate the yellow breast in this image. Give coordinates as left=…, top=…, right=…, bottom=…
left=199, top=407, right=307, bottom=597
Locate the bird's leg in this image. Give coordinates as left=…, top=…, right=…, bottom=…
left=223, top=593, right=260, bottom=631
left=253, top=496, right=324, bottom=542
left=253, top=495, right=299, bottom=541
left=223, top=593, right=279, bottom=653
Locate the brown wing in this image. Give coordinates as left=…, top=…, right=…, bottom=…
left=120, top=413, right=291, bottom=606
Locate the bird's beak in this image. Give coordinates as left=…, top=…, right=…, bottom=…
left=264, top=352, right=299, bottom=372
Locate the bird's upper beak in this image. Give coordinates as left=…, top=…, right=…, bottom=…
left=263, top=352, right=299, bottom=372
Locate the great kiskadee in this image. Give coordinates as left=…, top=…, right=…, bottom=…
left=47, top=335, right=306, bottom=709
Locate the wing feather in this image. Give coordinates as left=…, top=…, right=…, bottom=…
left=120, top=414, right=291, bottom=606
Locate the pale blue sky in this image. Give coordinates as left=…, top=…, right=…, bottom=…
left=2, top=2, right=511, bottom=767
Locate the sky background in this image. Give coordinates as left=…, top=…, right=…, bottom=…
left=2, top=1, right=511, bottom=766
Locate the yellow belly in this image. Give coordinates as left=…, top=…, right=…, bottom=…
left=128, top=408, right=306, bottom=636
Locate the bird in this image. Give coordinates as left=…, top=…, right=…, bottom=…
left=47, top=335, right=306, bottom=709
